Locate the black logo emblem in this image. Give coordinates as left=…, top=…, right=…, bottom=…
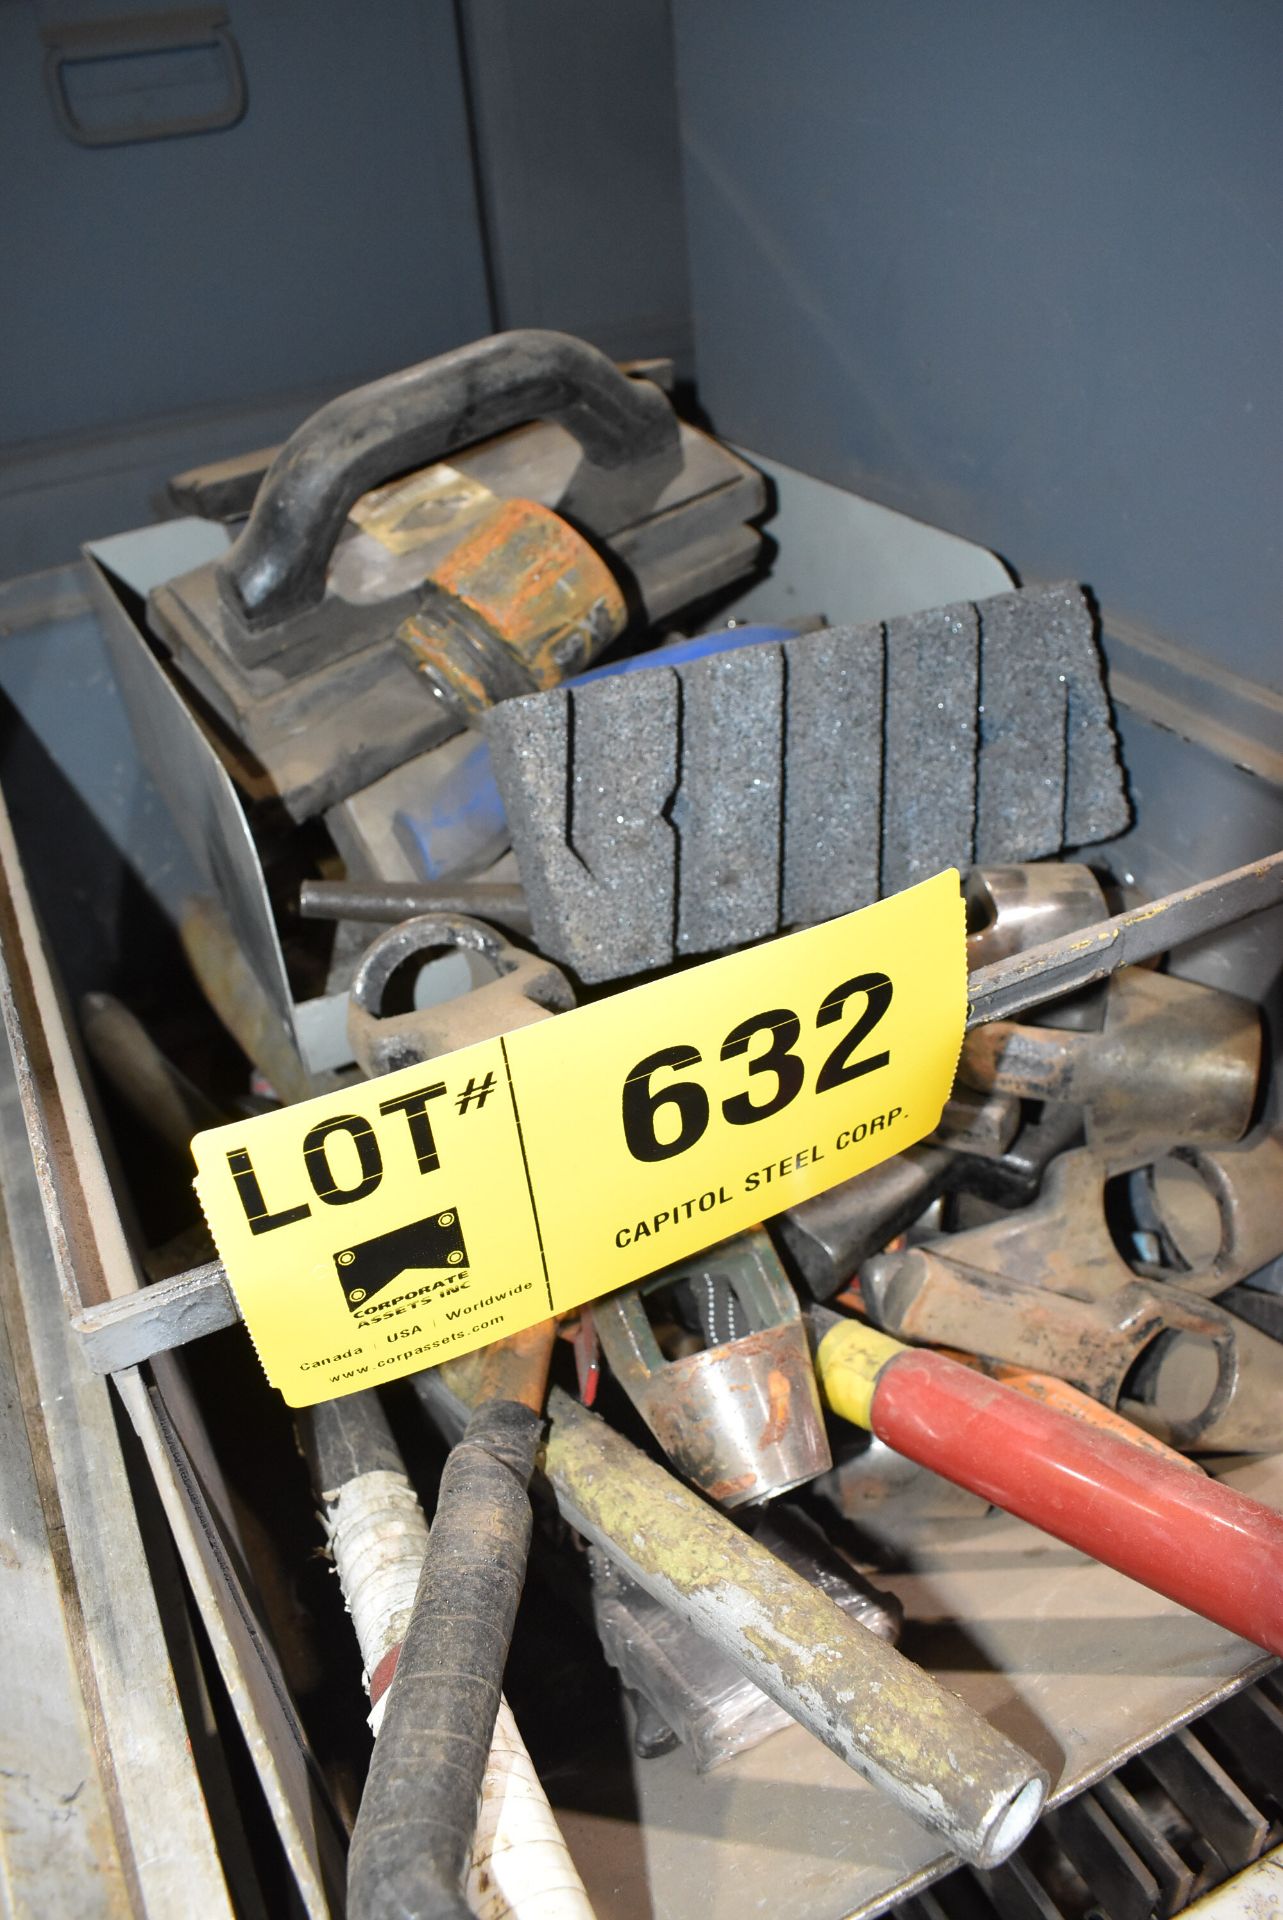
left=335, top=1209, right=467, bottom=1310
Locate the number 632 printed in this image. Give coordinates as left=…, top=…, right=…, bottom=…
left=620, top=971, right=893, bottom=1163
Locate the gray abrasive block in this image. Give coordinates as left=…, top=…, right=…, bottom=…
left=782, top=623, right=884, bottom=925
left=972, top=580, right=1128, bottom=851
left=1043, top=582, right=1131, bottom=845
left=486, top=671, right=678, bottom=981
left=974, top=591, right=1068, bottom=863
left=486, top=579, right=1129, bottom=986
left=675, top=646, right=784, bottom=956
left=880, top=603, right=980, bottom=894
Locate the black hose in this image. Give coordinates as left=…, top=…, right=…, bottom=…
left=346, top=1397, right=543, bottom=1920
left=298, top=1390, right=404, bottom=1496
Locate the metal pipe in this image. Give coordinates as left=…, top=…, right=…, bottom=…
left=541, top=1386, right=1047, bottom=1868
left=812, top=1314, right=1283, bottom=1657
left=300, top=877, right=532, bottom=938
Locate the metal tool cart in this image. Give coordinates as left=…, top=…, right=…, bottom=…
left=1, top=5, right=1279, bottom=1919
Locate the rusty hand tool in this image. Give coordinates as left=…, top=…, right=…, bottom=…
left=860, top=1146, right=1283, bottom=1452
left=590, top=1226, right=831, bottom=1506
left=959, top=966, right=1262, bottom=1168
left=927, top=1084, right=1023, bottom=1156
left=1120, top=1128, right=1283, bottom=1296
left=345, top=909, right=571, bottom=1073
left=811, top=1311, right=1283, bottom=1658
left=774, top=1102, right=1084, bottom=1300
left=861, top=1246, right=1283, bottom=1454
left=773, top=861, right=1113, bottom=1300
left=148, top=330, right=765, bottom=820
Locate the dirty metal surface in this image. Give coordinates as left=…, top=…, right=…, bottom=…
left=346, top=910, right=573, bottom=1075
left=595, top=1311, right=829, bottom=1510
left=0, top=786, right=346, bottom=1915
left=858, top=1147, right=1283, bottom=1454
left=84, top=538, right=301, bottom=1050
left=0, top=1037, right=231, bottom=1914
left=0, top=1187, right=138, bottom=1916
left=863, top=1251, right=1250, bottom=1440
left=555, top=1450, right=1282, bottom=1920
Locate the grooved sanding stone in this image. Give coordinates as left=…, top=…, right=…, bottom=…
left=975, top=589, right=1069, bottom=863
left=974, top=580, right=1128, bottom=854
left=880, top=603, right=980, bottom=895
left=782, top=623, right=884, bottom=926
left=1051, top=583, right=1131, bottom=845
left=674, top=646, right=784, bottom=957
left=486, top=581, right=1128, bottom=984
left=487, top=670, right=678, bottom=981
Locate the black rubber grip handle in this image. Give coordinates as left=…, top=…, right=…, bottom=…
left=219, top=329, right=681, bottom=632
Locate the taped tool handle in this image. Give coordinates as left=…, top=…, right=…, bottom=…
left=220, top=329, right=682, bottom=631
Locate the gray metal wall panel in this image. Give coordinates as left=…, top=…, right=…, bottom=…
left=0, top=1, right=492, bottom=447
left=672, top=1, right=1283, bottom=690
left=459, top=0, right=692, bottom=365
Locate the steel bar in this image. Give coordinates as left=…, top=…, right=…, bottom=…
left=74, top=1259, right=238, bottom=1372
left=300, top=876, right=532, bottom=936
left=967, top=850, right=1283, bottom=1027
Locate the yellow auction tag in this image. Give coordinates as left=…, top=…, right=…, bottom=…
left=192, top=870, right=966, bottom=1405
